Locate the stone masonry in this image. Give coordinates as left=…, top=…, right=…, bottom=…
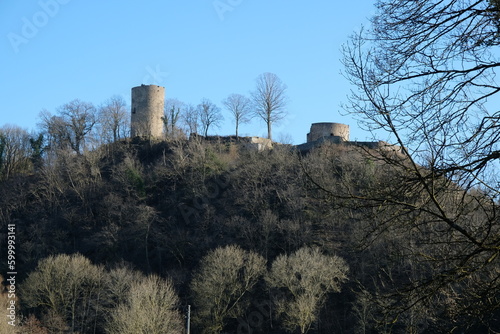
left=130, top=84, right=165, bottom=138
left=307, top=122, right=350, bottom=143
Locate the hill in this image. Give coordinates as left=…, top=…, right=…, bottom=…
left=0, top=137, right=498, bottom=333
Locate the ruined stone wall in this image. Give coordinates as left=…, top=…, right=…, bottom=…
left=131, top=85, right=165, bottom=138
left=307, top=122, right=350, bottom=143
left=189, top=133, right=273, bottom=151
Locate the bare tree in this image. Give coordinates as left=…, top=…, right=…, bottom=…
left=39, top=99, right=97, bottom=154
left=58, top=99, right=97, bottom=153
left=190, top=245, right=266, bottom=334
left=266, top=247, right=348, bottom=334
left=0, top=125, right=32, bottom=181
left=163, top=98, right=184, bottom=139
left=102, top=265, right=144, bottom=310
left=222, top=93, right=252, bottom=138
left=182, top=103, right=200, bottom=136
left=197, top=98, right=224, bottom=138
left=251, top=72, right=288, bottom=141
left=341, top=0, right=500, bottom=330
left=106, top=275, right=182, bottom=334
left=20, top=315, right=48, bottom=334
left=20, top=254, right=105, bottom=333
left=38, top=109, right=68, bottom=151
left=98, top=95, right=129, bottom=143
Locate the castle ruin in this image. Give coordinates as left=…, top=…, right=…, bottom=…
left=307, top=122, right=350, bottom=143
left=127, top=85, right=400, bottom=155
left=130, top=84, right=165, bottom=138
left=297, top=122, right=402, bottom=155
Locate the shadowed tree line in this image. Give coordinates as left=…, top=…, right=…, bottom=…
left=0, top=133, right=498, bottom=333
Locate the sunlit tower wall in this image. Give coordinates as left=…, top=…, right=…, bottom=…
left=130, top=84, right=165, bottom=138
left=307, top=122, right=350, bottom=143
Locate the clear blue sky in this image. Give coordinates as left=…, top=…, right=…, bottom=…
left=1, top=0, right=377, bottom=144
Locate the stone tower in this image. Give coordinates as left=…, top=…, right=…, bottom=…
left=307, top=122, right=350, bottom=143
left=130, top=84, right=165, bottom=138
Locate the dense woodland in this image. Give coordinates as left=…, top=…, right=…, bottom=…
left=0, top=126, right=498, bottom=333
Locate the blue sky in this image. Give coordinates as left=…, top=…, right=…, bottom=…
left=1, top=0, right=377, bottom=144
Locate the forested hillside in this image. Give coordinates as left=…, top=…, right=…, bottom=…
left=1, top=135, right=498, bottom=334
left=4, top=0, right=500, bottom=332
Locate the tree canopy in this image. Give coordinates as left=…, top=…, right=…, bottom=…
left=342, top=0, right=500, bottom=330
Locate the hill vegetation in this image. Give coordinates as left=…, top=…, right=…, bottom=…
left=1, top=132, right=498, bottom=333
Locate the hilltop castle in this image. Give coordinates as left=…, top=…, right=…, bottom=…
left=129, top=84, right=398, bottom=153
left=296, top=122, right=398, bottom=153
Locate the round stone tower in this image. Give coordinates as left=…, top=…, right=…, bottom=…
left=307, top=122, right=350, bottom=143
left=130, top=84, right=165, bottom=138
